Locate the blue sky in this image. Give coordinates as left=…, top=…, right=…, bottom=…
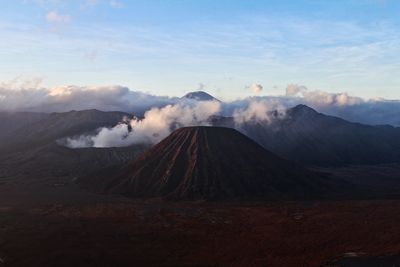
left=1, top=0, right=400, bottom=100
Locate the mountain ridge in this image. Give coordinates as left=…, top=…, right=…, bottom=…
left=211, top=104, right=400, bottom=166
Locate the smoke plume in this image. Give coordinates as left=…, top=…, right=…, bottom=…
left=232, top=98, right=286, bottom=124
left=66, top=100, right=221, bottom=148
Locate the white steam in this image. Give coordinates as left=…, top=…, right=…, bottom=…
left=66, top=100, right=221, bottom=148
left=66, top=97, right=287, bottom=148
left=233, top=99, right=286, bottom=124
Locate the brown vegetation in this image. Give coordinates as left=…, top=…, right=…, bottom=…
left=1, top=192, right=400, bottom=267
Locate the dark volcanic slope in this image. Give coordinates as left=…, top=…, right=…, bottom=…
left=249, top=105, right=400, bottom=166
left=0, top=111, right=49, bottom=144
left=212, top=105, right=400, bottom=166
left=100, top=126, right=340, bottom=200
left=0, top=109, right=129, bottom=152
left=0, top=109, right=147, bottom=186
left=0, top=143, right=147, bottom=185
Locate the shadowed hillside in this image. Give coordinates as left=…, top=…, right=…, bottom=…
left=212, top=105, right=400, bottom=166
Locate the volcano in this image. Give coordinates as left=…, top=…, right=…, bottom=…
left=210, top=105, right=400, bottom=166
left=182, top=91, right=220, bottom=102
left=100, top=126, right=342, bottom=200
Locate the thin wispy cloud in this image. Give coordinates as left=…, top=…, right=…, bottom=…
left=109, top=0, right=123, bottom=8
left=2, top=1, right=400, bottom=99
left=46, top=10, right=70, bottom=23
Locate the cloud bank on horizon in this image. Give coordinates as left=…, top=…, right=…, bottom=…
left=1, top=77, right=396, bottom=148
left=2, top=77, right=399, bottom=130
left=0, top=78, right=175, bottom=114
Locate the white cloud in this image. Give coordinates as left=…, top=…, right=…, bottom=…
left=0, top=78, right=176, bottom=113
left=249, top=83, right=263, bottom=95
left=286, top=84, right=307, bottom=96
left=285, top=84, right=363, bottom=106
left=1, top=78, right=400, bottom=128
left=46, top=10, right=71, bottom=23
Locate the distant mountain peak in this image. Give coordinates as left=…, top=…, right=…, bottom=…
left=289, top=104, right=318, bottom=117
left=292, top=104, right=317, bottom=112
left=182, top=91, right=220, bottom=102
